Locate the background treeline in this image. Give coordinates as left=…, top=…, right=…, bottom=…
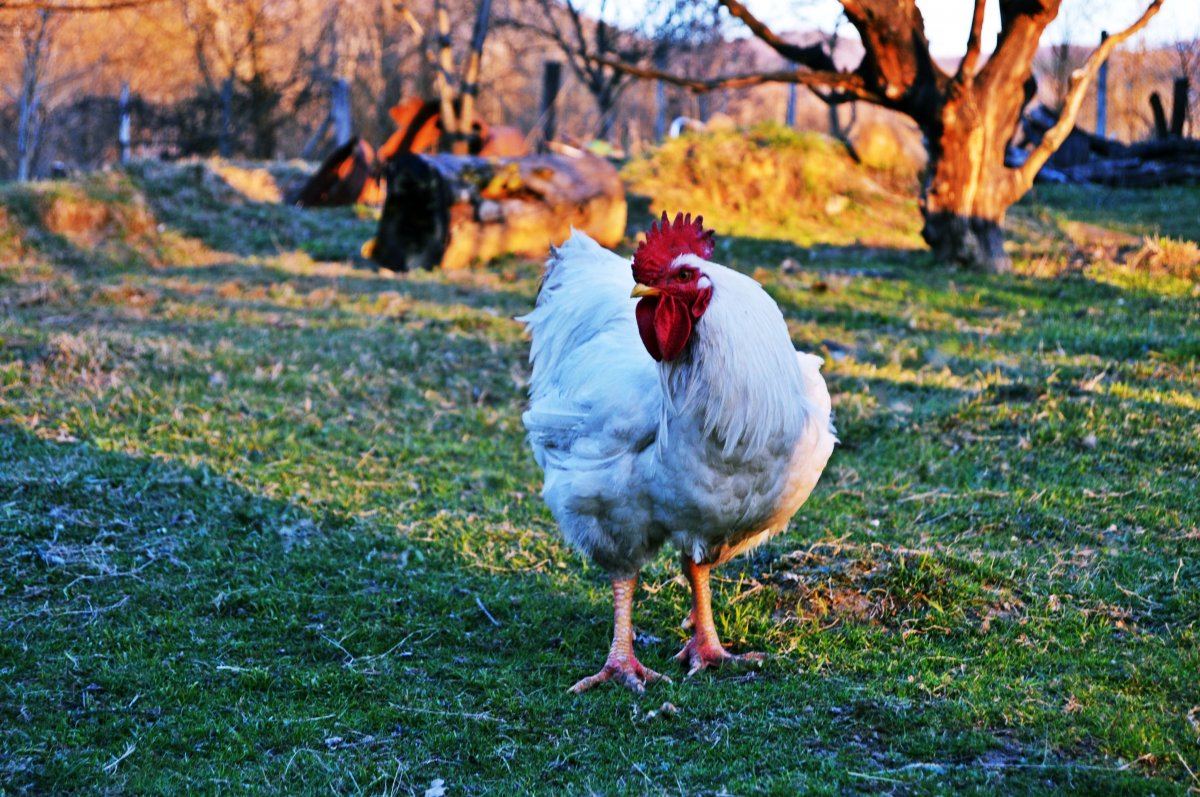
left=1, top=0, right=1197, bottom=180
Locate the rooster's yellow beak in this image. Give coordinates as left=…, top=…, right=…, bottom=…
left=631, top=283, right=660, bottom=298
left=360, top=238, right=377, bottom=260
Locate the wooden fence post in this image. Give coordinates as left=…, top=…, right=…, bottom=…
left=331, top=78, right=352, bottom=147
left=219, top=77, right=233, bottom=157
left=119, top=82, right=131, bottom=163
left=1096, top=31, right=1108, bottom=138
left=1171, top=77, right=1189, bottom=137
left=654, top=52, right=667, bottom=141
left=540, top=61, right=562, bottom=147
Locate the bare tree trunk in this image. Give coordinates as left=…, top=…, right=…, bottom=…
left=1151, top=92, right=1170, bottom=139
left=248, top=75, right=278, bottom=158
left=16, top=10, right=53, bottom=182
left=1096, top=31, right=1109, bottom=137
left=540, top=61, right=562, bottom=146
left=586, top=0, right=1165, bottom=274
left=17, top=91, right=41, bottom=183
left=1170, top=77, right=1189, bottom=137
left=654, top=56, right=666, bottom=141
left=434, top=0, right=458, bottom=149
left=454, top=0, right=493, bottom=155
left=919, top=77, right=1025, bottom=273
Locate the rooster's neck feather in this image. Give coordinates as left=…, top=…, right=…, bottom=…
left=657, top=256, right=811, bottom=460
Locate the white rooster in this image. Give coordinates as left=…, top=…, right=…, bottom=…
left=519, top=212, right=836, bottom=693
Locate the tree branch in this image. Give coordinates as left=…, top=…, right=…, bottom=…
left=1015, top=0, right=1165, bottom=192
left=501, top=14, right=590, bottom=86
left=0, top=0, right=163, bottom=10
left=956, top=0, right=987, bottom=80
left=717, top=0, right=836, bottom=71
left=839, top=0, right=945, bottom=108
left=980, top=0, right=1058, bottom=95
left=588, top=54, right=881, bottom=101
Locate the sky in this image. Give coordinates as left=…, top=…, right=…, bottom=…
left=758, top=0, right=1200, bottom=56
left=586, top=0, right=1200, bottom=56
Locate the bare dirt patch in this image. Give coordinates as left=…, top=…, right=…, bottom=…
left=765, top=541, right=1024, bottom=632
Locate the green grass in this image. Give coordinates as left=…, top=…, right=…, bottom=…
left=1022, top=183, right=1200, bottom=242
left=1, top=163, right=1199, bottom=795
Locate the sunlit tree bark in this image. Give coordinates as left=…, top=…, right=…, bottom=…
left=596, top=0, right=1165, bottom=273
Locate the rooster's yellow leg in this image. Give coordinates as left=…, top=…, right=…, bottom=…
left=570, top=577, right=670, bottom=694
left=676, top=558, right=765, bottom=676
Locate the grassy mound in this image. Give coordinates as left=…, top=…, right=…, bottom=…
left=0, top=172, right=200, bottom=272
left=0, top=161, right=376, bottom=275
left=124, top=159, right=373, bottom=261
left=622, top=124, right=924, bottom=249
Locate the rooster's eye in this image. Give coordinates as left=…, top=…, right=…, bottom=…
left=676, top=269, right=693, bottom=282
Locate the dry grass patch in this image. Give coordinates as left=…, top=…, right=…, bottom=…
left=1126, top=235, right=1200, bottom=280
left=622, top=124, right=923, bottom=249
left=765, top=541, right=1025, bottom=634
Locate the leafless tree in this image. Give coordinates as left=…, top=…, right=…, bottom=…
left=176, top=0, right=312, bottom=158
left=3, top=8, right=111, bottom=179
left=591, top=0, right=1165, bottom=273
left=10, top=10, right=57, bottom=180
left=501, top=0, right=719, bottom=141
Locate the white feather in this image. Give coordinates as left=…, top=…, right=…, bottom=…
left=518, top=232, right=835, bottom=576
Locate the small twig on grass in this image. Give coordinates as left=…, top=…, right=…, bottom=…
left=475, top=595, right=501, bottom=627
left=321, top=634, right=356, bottom=662
left=321, top=631, right=424, bottom=669
left=57, top=595, right=130, bottom=622
left=282, top=747, right=332, bottom=779
left=1178, top=752, right=1200, bottom=787
left=215, top=664, right=252, bottom=673
left=1113, top=580, right=1161, bottom=608
left=897, top=488, right=951, bottom=504
left=728, top=580, right=765, bottom=604
left=282, top=713, right=339, bottom=725
left=102, top=742, right=136, bottom=775
left=388, top=704, right=502, bottom=723
left=63, top=552, right=158, bottom=591
left=847, top=771, right=904, bottom=784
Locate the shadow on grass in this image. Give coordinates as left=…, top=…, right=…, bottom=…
left=0, top=424, right=1068, bottom=793
left=146, top=258, right=535, bottom=316
left=0, top=423, right=591, bottom=791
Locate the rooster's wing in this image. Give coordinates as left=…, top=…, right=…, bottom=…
left=517, top=232, right=666, bottom=575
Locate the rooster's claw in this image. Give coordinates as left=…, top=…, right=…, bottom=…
left=675, top=638, right=765, bottom=677
left=570, top=655, right=671, bottom=694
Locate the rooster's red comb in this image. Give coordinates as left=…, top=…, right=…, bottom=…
left=632, top=211, right=715, bottom=283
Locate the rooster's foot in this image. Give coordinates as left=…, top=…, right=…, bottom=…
left=569, top=655, right=670, bottom=694
left=675, top=638, right=765, bottom=677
